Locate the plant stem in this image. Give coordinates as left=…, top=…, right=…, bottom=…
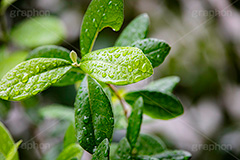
left=107, top=84, right=129, bottom=118
left=0, top=14, right=9, bottom=43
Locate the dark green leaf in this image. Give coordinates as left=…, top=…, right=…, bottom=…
left=127, top=97, right=143, bottom=148
left=0, top=51, right=28, bottom=79
left=1, top=0, right=16, bottom=14
left=64, top=123, right=77, bottom=148
left=153, top=150, right=192, bottom=160
left=74, top=75, right=114, bottom=154
left=115, top=14, right=149, bottom=46
left=92, top=138, right=110, bottom=160
left=80, top=47, right=153, bottom=85
left=11, top=17, right=65, bottom=48
left=112, top=137, right=131, bottom=160
left=80, top=0, right=124, bottom=56
left=0, top=58, right=72, bottom=101
left=0, top=121, right=20, bottom=160
left=131, top=38, right=171, bottom=68
left=135, top=134, right=166, bottom=156
left=0, top=99, right=11, bottom=118
left=26, top=45, right=72, bottom=62
left=39, top=104, right=74, bottom=122
left=56, top=144, right=83, bottom=160
left=125, top=91, right=183, bottom=120
left=145, top=76, right=180, bottom=93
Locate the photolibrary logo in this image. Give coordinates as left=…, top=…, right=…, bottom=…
left=192, top=9, right=232, bottom=18
left=10, top=9, right=50, bottom=18
left=192, top=143, right=233, bottom=152
left=20, top=141, right=50, bottom=150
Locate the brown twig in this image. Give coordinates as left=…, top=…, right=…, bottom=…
left=107, top=84, right=129, bottom=118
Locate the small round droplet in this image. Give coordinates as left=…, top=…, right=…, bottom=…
left=128, top=66, right=133, bottom=72
left=77, top=108, right=81, bottom=114
left=22, top=74, right=29, bottom=83
left=109, top=74, right=114, bottom=79
left=114, top=53, right=120, bottom=58
left=83, top=116, right=89, bottom=123
left=102, top=73, right=107, bottom=78
left=142, top=63, right=147, bottom=72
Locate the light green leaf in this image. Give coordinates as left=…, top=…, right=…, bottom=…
left=64, top=123, right=77, bottom=148
left=135, top=134, right=166, bottom=156
left=80, top=0, right=124, bottom=56
left=6, top=140, right=22, bottom=160
left=124, top=91, right=183, bottom=120
left=0, top=51, right=28, bottom=79
left=113, top=104, right=127, bottom=130
left=92, top=138, right=110, bottom=160
left=26, top=45, right=72, bottom=62
left=131, top=38, right=171, bottom=68
left=74, top=75, right=114, bottom=154
left=0, top=121, right=20, bottom=160
left=115, top=14, right=149, bottom=46
left=56, top=144, right=83, bottom=160
left=0, top=58, right=72, bottom=101
left=112, top=137, right=131, bottom=160
left=153, top=150, right=192, bottom=160
left=145, top=76, right=180, bottom=93
left=39, top=104, right=74, bottom=122
left=127, top=97, right=143, bottom=149
left=80, top=47, right=153, bottom=85
left=1, top=0, right=16, bottom=15
left=11, top=16, right=65, bottom=48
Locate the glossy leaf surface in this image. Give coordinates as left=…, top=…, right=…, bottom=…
left=80, top=0, right=124, bottom=56
left=56, top=144, right=83, bottom=160
left=80, top=47, right=153, bottom=85
left=112, top=137, right=131, bottom=160
left=125, top=91, right=183, bottom=120
left=153, top=150, right=192, bottom=160
left=92, top=139, right=110, bottom=160
left=74, top=75, right=114, bottom=154
left=0, top=58, right=71, bottom=101
left=131, top=38, right=171, bottom=68
left=115, top=14, right=149, bottom=46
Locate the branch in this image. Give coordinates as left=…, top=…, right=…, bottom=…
left=107, top=84, right=129, bottom=118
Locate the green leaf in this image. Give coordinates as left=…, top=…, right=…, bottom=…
left=124, top=91, right=183, bottom=120
left=6, top=140, right=22, bottom=160
left=80, top=47, right=153, bottom=85
left=135, top=134, right=166, bottom=156
left=92, top=138, right=110, bottom=160
left=26, top=45, right=72, bottom=62
left=53, top=69, right=85, bottom=87
left=64, top=123, right=77, bottom=148
left=11, top=16, right=65, bottom=48
left=39, top=104, right=74, bottom=122
left=145, top=76, right=180, bottom=93
left=0, top=99, right=11, bottom=118
left=0, top=58, right=72, bottom=101
left=127, top=97, right=143, bottom=148
left=74, top=75, right=114, bottom=154
left=115, top=14, right=149, bottom=46
left=131, top=38, right=171, bottom=68
left=1, top=0, right=16, bottom=15
left=80, top=0, right=124, bottom=56
left=56, top=144, right=83, bottom=160
left=134, top=156, right=158, bottom=160
left=112, top=137, right=131, bottom=160
left=153, top=150, right=192, bottom=160
left=0, top=121, right=20, bottom=160
left=0, top=51, right=28, bottom=79
left=113, top=103, right=127, bottom=130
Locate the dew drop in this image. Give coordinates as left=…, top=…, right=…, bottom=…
left=77, top=108, right=81, bottom=114
left=85, top=29, right=88, bottom=32
left=142, top=63, right=147, bottom=72
left=15, top=90, right=20, bottom=95
left=92, top=18, right=95, bottom=22
left=128, top=66, right=133, bottom=72
left=36, top=66, right=40, bottom=73
left=83, top=128, right=87, bottom=135
left=22, top=74, right=29, bottom=83
left=109, top=74, right=114, bottom=79
left=122, top=52, right=127, bottom=56
left=114, top=53, right=120, bottom=58
left=83, top=116, right=89, bottom=123
left=102, top=72, right=107, bottom=78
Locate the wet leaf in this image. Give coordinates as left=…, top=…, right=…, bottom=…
left=131, top=38, right=171, bottom=68
left=0, top=58, right=72, bottom=101
left=127, top=97, right=143, bottom=148
left=153, top=150, right=192, bottom=160
left=80, top=47, right=153, bottom=85
left=92, top=138, right=110, bottom=160
left=112, top=137, right=131, bottom=160
left=80, top=0, right=124, bottom=56
left=125, top=91, right=183, bottom=120
left=11, top=17, right=65, bottom=48
left=74, top=75, right=114, bottom=154
left=115, top=14, right=149, bottom=46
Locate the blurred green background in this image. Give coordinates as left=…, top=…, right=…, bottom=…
left=0, top=0, right=240, bottom=159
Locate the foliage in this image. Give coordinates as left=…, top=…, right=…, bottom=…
left=0, top=0, right=191, bottom=159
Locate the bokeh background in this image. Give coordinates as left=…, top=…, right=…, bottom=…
left=1, top=0, right=240, bottom=159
